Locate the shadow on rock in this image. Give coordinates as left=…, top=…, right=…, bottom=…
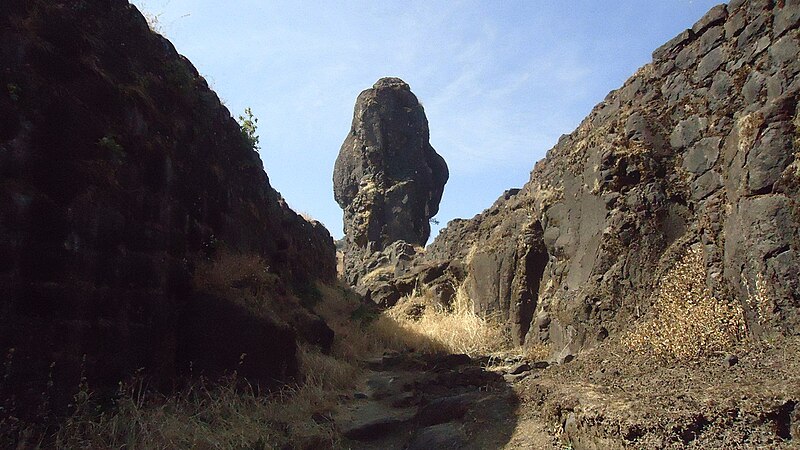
left=336, top=350, right=520, bottom=449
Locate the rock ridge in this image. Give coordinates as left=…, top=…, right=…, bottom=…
left=363, top=0, right=800, bottom=356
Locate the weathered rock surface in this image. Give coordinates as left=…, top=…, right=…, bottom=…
left=333, top=77, right=448, bottom=299
left=334, top=350, right=517, bottom=449
left=406, top=423, right=468, bottom=450
left=379, top=0, right=800, bottom=353
left=0, top=0, right=336, bottom=416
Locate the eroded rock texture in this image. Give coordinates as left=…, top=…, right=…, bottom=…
left=334, top=78, right=448, bottom=298
left=0, top=0, right=336, bottom=415
left=395, top=0, right=800, bottom=355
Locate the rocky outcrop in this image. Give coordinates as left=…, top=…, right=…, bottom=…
left=0, top=0, right=336, bottom=415
left=400, top=0, right=800, bottom=354
left=334, top=78, right=448, bottom=295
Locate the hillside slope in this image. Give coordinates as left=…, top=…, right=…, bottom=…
left=0, top=0, right=336, bottom=418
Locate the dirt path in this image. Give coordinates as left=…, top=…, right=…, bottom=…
left=328, top=336, right=800, bottom=449
left=330, top=351, right=559, bottom=449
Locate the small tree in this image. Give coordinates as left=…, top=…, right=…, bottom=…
left=238, top=107, right=260, bottom=151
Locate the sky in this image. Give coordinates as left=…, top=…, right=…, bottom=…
left=131, top=0, right=724, bottom=241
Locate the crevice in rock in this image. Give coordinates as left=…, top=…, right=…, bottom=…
left=768, top=400, right=797, bottom=440
left=676, top=414, right=712, bottom=444
left=765, top=244, right=791, bottom=260
left=518, top=234, right=548, bottom=343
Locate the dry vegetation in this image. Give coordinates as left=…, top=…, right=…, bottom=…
left=624, top=246, right=747, bottom=359
left=24, top=253, right=514, bottom=449
left=374, top=286, right=512, bottom=357
left=19, top=246, right=764, bottom=447
left=51, top=345, right=364, bottom=450
left=193, top=251, right=279, bottom=307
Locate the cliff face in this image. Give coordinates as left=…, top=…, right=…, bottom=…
left=0, top=0, right=336, bottom=412
left=334, top=78, right=448, bottom=299
left=407, top=0, right=800, bottom=355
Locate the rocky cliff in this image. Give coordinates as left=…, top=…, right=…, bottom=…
left=0, top=0, right=336, bottom=415
left=369, top=0, right=800, bottom=357
left=334, top=77, right=448, bottom=301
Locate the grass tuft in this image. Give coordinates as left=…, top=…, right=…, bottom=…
left=19, top=264, right=516, bottom=447
left=624, top=246, right=746, bottom=359
left=370, top=286, right=512, bottom=357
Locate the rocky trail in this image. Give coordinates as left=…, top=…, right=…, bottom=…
left=330, top=350, right=555, bottom=450
left=325, top=334, right=800, bottom=450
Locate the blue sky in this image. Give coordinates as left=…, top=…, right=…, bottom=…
left=131, top=0, right=723, bottom=240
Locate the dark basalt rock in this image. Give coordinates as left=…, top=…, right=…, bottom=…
left=333, top=77, right=448, bottom=292
left=0, top=0, right=336, bottom=419
left=372, top=0, right=800, bottom=353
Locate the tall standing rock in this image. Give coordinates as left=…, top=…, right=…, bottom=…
left=334, top=78, right=448, bottom=288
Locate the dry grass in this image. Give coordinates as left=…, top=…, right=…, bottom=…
left=193, top=251, right=280, bottom=310
left=49, top=345, right=359, bottom=450
left=316, top=278, right=512, bottom=359
left=313, top=282, right=387, bottom=360
left=371, top=286, right=512, bottom=357
left=737, top=111, right=764, bottom=154
left=743, top=272, right=774, bottom=326
left=624, top=246, right=746, bottom=359
left=40, top=274, right=371, bottom=449
left=193, top=250, right=304, bottom=328
left=521, top=343, right=552, bottom=362
left=36, top=260, right=516, bottom=448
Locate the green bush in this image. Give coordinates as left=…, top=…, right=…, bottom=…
left=238, top=107, right=260, bottom=151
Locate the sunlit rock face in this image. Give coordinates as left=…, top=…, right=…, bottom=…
left=334, top=77, right=448, bottom=295
left=360, top=0, right=800, bottom=354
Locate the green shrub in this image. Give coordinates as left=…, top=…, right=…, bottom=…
left=238, top=107, right=260, bottom=151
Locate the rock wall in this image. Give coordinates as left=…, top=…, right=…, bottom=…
left=334, top=78, right=448, bottom=298
left=0, top=0, right=336, bottom=414
left=408, top=0, right=799, bottom=355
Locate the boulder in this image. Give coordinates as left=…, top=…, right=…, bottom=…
left=333, top=77, right=448, bottom=291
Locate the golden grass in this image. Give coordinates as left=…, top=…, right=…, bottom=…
left=521, top=343, right=552, bottom=362
left=313, top=282, right=386, bottom=360
left=193, top=250, right=308, bottom=329
left=193, top=250, right=280, bottom=314
left=37, top=264, right=515, bottom=448
left=370, top=286, right=512, bottom=357
left=624, top=246, right=746, bottom=359
left=41, top=279, right=370, bottom=450
left=298, top=345, right=359, bottom=392
left=50, top=346, right=357, bottom=449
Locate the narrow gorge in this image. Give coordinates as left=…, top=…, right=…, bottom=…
left=1, top=0, right=799, bottom=448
